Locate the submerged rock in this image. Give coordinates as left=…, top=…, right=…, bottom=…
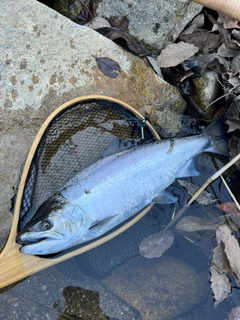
left=102, top=255, right=209, bottom=320
left=0, top=0, right=186, bottom=248
left=0, top=261, right=141, bottom=319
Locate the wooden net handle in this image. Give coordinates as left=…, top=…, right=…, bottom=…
left=192, top=0, right=240, bottom=21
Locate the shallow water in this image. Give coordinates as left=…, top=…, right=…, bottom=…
left=0, top=153, right=239, bottom=320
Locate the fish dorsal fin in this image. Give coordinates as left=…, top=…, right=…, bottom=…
left=175, top=158, right=200, bottom=178
left=152, top=191, right=178, bottom=204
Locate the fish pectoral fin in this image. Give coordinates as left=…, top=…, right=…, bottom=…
left=152, top=191, right=178, bottom=204
left=89, top=214, right=118, bottom=231
left=175, top=158, right=200, bottom=178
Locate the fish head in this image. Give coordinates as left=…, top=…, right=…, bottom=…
left=16, top=201, right=89, bottom=255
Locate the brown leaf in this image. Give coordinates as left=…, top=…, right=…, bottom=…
left=85, top=17, right=111, bottom=29
left=216, top=224, right=240, bottom=284
left=97, top=28, right=150, bottom=57
left=76, top=0, right=95, bottom=25
left=218, top=12, right=240, bottom=29
left=210, top=239, right=232, bottom=307
left=228, top=135, right=240, bottom=169
left=228, top=306, right=240, bottom=320
left=107, top=29, right=150, bottom=56
left=231, top=54, right=240, bottom=74
left=182, top=53, right=229, bottom=76
left=139, top=230, right=174, bottom=259
left=109, top=15, right=129, bottom=31
left=216, top=202, right=240, bottom=213
left=157, top=42, right=199, bottom=68
left=180, top=13, right=205, bottom=36
left=95, top=57, right=121, bottom=78
left=175, top=214, right=240, bottom=232
left=180, top=31, right=221, bottom=51
left=177, top=180, right=217, bottom=205
left=217, top=42, right=240, bottom=58
left=210, top=244, right=232, bottom=307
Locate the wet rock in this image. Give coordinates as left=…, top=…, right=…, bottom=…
left=102, top=255, right=209, bottom=320
left=187, top=71, right=221, bottom=120
left=53, top=0, right=203, bottom=52
left=0, top=0, right=186, bottom=248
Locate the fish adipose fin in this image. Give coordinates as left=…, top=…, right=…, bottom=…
left=152, top=191, right=178, bottom=204
left=204, top=118, right=229, bottom=156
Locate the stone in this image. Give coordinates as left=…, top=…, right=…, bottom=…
left=53, top=0, right=203, bottom=52
left=0, top=0, right=186, bottom=249
left=187, top=71, right=221, bottom=120
left=102, top=255, right=209, bottom=320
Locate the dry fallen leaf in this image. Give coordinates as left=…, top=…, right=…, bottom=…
left=85, top=17, right=111, bottom=29
left=231, top=54, right=240, bottom=74
left=180, top=13, right=205, bottom=36
left=216, top=223, right=240, bottom=284
left=175, top=214, right=240, bottom=232
left=217, top=42, right=240, bottom=58
left=180, top=31, right=221, bottom=51
left=109, top=15, right=129, bottom=31
left=95, top=56, right=121, bottom=78
left=228, top=135, right=240, bottom=168
left=228, top=306, right=240, bottom=320
left=217, top=12, right=240, bottom=29
left=157, top=41, right=199, bottom=68
left=216, top=202, right=240, bottom=213
left=182, top=53, right=229, bottom=75
left=98, top=28, right=150, bottom=57
left=177, top=179, right=217, bottom=205
left=210, top=241, right=232, bottom=307
left=139, top=230, right=174, bottom=259
left=210, top=265, right=232, bottom=307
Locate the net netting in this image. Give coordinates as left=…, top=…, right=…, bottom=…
left=18, top=97, right=173, bottom=277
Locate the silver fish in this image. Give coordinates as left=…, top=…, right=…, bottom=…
left=16, top=119, right=228, bottom=255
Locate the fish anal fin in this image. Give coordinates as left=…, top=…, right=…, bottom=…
left=152, top=191, right=178, bottom=204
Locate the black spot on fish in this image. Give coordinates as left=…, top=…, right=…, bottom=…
left=84, top=189, right=91, bottom=194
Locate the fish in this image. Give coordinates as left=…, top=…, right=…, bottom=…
left=16, top=119, right=228, bottom=255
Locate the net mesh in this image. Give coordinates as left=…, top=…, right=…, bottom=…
left=18, top=98, right=174, bottom=277
left=19, top=99, right=155, bottom=230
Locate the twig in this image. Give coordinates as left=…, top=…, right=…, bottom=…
left=164, top=153, right=240, bottom=230
left=220, top=175, right=240, bottom=211
left=206, top=86, right=239, bottom=109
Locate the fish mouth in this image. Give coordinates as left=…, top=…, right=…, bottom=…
left=16, top=234, right=47, bottom=245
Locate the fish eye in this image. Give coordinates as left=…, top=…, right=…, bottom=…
left=41, top=220, right=52, bottom=231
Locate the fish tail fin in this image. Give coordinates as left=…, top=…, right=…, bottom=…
left=204, top=118, right=229, bottom=156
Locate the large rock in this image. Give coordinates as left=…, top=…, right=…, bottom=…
left=102, top=255, right=209, bottom=320
left=0, top=0, right=186, bottom=248
left=53, top=0, right=203, bottom=52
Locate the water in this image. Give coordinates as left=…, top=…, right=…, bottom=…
left=0, top=153, right=239, bottom=319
